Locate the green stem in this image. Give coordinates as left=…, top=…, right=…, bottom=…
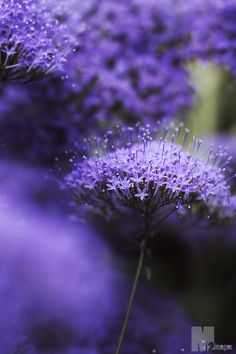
left=114, top=237, right=148, bottom=354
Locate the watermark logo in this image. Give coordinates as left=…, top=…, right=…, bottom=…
left=191, top=327, right=232, bottom=352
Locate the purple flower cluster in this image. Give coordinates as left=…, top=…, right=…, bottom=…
left=0, top=0, right=78, bottom=81
left=70, top=0, right=194, bottom=124
left=0, top=0, right=195, bottom=164
left=191, top=0, right=236, bottom=76
left=65, top=125, right=236, bottom=219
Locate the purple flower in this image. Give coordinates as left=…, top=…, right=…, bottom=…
left=0, top=0, right=195, bottom=165
left=135, top=188, right=149, bottom=201
left=69, top=0, right=194, bottom=124
left=65, top=125, right=236, bottom=220
left=0, top=0, right=78, bottom=81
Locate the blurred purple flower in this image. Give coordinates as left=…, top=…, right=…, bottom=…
left=72, top=0, right=194, bottom=124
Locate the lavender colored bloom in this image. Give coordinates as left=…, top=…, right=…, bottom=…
left=65, top=125, right=236, bottom=220
left=67, top=0, right=194, bottom=124
left=0, top=0, right=78, bottom=81
left=191, top=0, right=236, bottom=76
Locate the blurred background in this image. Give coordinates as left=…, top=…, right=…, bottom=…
left=1, top=0, right=236, bottom=353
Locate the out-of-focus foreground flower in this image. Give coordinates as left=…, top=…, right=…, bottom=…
left=0, top=201, right=115, bottom=352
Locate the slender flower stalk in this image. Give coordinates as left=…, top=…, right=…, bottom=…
left=115, top=205, right=152, bottom=354
left=115, top=237, right=148, bottom=354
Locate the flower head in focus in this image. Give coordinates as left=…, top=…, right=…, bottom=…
left=65, top=124, right=236, bottom=221
left=0, top=0, right=78, bottom=81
